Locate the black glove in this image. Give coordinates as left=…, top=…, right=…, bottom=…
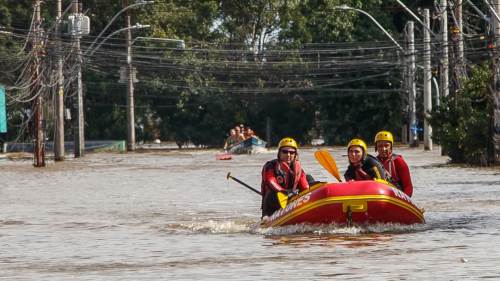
left=287, top=190, right=299, bottom=198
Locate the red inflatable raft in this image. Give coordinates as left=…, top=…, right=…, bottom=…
left=261, top=180, right=425, bottom=228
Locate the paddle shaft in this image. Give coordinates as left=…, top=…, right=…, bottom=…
left=227, top=174, right=261, bottom=195
left=226, top=172, right=288, bottom=208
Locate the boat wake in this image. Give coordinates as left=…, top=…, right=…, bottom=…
left=161, top=219, right=428, bottom=236
left=162, top=219, right=253, bottom=234
left=254, top=222, right=428, bottom=236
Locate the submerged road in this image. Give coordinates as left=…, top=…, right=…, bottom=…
left=1, top=146, right=499, bottom=280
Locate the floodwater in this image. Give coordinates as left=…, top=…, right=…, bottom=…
left=1, top=146, right=499, bottom=280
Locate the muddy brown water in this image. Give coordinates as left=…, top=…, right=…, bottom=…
left=1, top=146, right=499, bottom=280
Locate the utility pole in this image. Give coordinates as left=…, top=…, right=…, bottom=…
left=402, top=43, right=408, bottom=145
left=440, top=0, right=449, bottom=98
left=455, top=0, right=464, bottom=67
left=33, top=0, right=45, bottom=167
left=451, top=0, right=465, bottom=91
left=54, top=0, right=65, bottom=161
left=423, top=9, right=433, bottom=151
left=124, top=0, right=136, bottom=151
left=72, top=0, right=84, bottom=157
left=407, top=21, right=418, bottom=147
left=494, top=0, right=500, bottom=164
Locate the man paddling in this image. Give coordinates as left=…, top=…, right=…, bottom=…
left=260, top=137, right=309, bottom=218
left=374, top=130, right=413, bottom=197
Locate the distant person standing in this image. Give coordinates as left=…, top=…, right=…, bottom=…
left=260, top=137, right=309, bottom=218
left=374, top=130, right=413, bottom=197
left=344, top=138, right=387, bottom=182
left=223, top=129, right=238, bottom=150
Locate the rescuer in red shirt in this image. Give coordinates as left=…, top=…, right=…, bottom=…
left=374, top=131, right=414, bottom=197
left=260, top=137, right=309, bottom=218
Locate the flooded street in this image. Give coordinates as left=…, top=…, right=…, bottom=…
left=1, top=146, right=499, bottom=280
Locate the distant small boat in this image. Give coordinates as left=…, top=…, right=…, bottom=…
left=226, top=136, right=267, bottom=154
left=216, top=152, right=233, bottom=160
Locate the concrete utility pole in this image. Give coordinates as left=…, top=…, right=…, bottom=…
left=407, top=21, right=418, bottom=147
left=423, top=9, right=433, bottom=151
left=450, top=0, right=465, bottom=91
left=54, top=0, right=65, bottom=161
left=402, top=49, right=408, bottom=144
left=440, top=0, right=449, bottom=98
left=124, top=0, right=136, bottom=151
left=33, top=0, right=45, bottom=167
left=73, top=0, right=84, bottom=157
left=402, top=54, right=408, bottom=144
left=451, top=0, right=467, bottom=92
left=455, top=0, right=464, bottom=66
left=494, top=0, right=500, bottom=164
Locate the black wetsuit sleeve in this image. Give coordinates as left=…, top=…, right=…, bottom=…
left=365, top=155, right=387, bottom=180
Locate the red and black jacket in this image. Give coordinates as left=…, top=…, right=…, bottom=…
left=344, top=154, right=387, bottom=182
left=261, top=159, right=309, bottom=197
left=377, top=153, right=413, bottom=197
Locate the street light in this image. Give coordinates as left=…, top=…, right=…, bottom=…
left=126, top=36, right=185, bottom=150
left=394, top=0, right=437, bottom=37
left=88, top=23, right=150, bottom=56
left=334, top=4, right=403, bottom=51
left=483, top=0, right=500, bottom=22
left=84, top=0, right=154, bottom=56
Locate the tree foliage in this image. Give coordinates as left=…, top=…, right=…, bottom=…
left=3, top=0, right=491, bottom=157
left=429, top=64, right=493, bottom=165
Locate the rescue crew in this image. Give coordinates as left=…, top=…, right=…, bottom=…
left=374, top=130, right=414, bottom=197
left=260, top=137, right=310, bottom=218
left=344, top=138, right=388, bottom=182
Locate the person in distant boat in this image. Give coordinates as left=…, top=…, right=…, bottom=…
left=223, top=129, right=239, bottom=150
left=374, top=130, right=413, bottom=197
left=244, top=127, right=255, bottom=139
left=344, top=138, right=387, bottom=182
left=260, top=137, right=309, bottom=218
left=234, top=126, right=246, bottom=142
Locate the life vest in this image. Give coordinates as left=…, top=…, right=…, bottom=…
left=263, top=159, right=303, bottom=193
left=344, top=154, right=387, bottom=182
left=379, top=154, right=402, bottom=189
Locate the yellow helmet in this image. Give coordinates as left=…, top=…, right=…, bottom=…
left=278, top=137, right=298, bottom=150
left=374, top=131, right=394, bottom=146
left=347, top=138, right=367, bottom=155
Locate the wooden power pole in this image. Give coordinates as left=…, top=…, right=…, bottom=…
left=33, top=0, right=45, bottom=167
left=494, top=0, right=500, bottom=164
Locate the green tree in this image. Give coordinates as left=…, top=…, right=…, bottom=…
left=429, top=64, right=493, bottom=165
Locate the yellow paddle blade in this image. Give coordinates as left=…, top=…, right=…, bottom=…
left=314, top=149, right=342, bottom=182
left=277, top=192, right=288, bottom=208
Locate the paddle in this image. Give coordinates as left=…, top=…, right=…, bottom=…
left=226, top=172, right=288, bottom=208
left=314, top=149, right=342, bottom=182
